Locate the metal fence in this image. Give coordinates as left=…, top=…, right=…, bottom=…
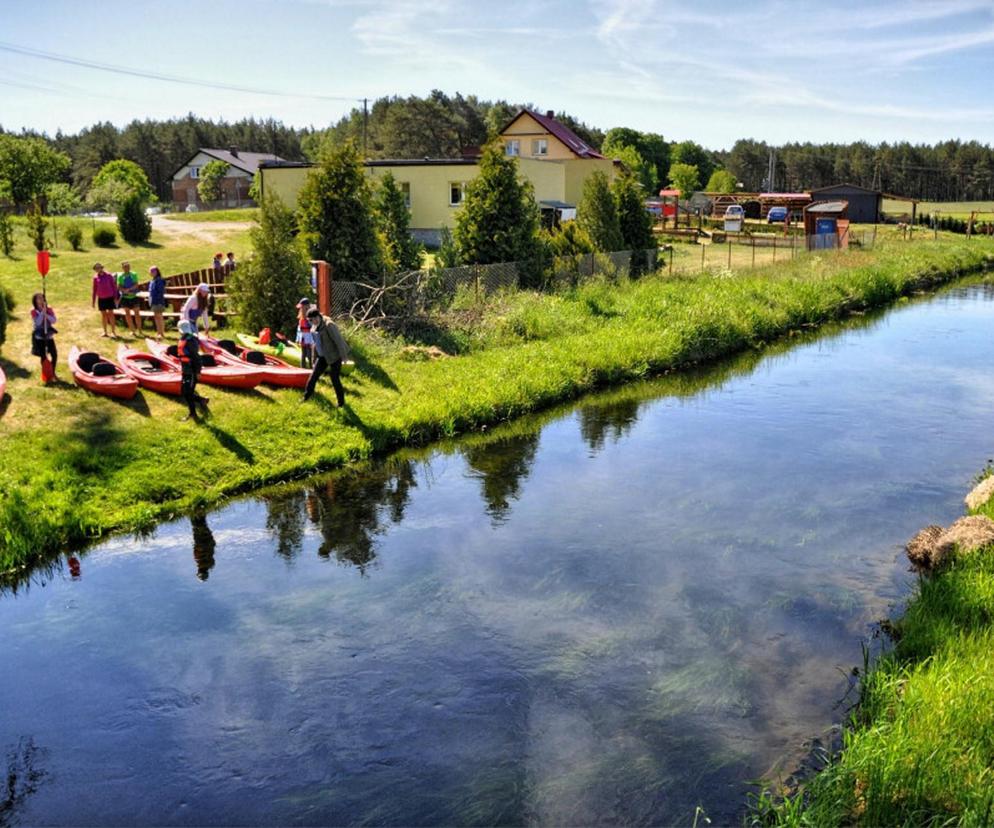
left=330, top=249, right=658, bottom=319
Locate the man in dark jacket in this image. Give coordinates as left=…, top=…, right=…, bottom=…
left=178, top=320, right=210, bottom=421
left=302, top=309, right=350, bottom=407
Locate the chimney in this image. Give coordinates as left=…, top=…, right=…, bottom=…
left=229, top=146, right=239, bottom=158
left=545, top=110, right=554, bottom=119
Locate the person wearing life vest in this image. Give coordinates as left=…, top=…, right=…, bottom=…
left=295, top=297, right=314, bottom=368
left=177, top=320, right=209, bottom=421
left=302, top=308, right=350, bottom=407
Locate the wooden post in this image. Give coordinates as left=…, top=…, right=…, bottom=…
left=669, top=246, right=673, bottom=277
left=934, top=211, right=939, bottom=240
left=773, top=238, right=777, bottom=262
left=751, top=237, right=756, bottom=267
left=311, top=260, right=332, bottom=315
left=727, top=239, right=732, bottom=268
left=701, top=242, right=705, bottom=271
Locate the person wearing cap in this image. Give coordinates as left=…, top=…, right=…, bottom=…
left=302, top=308, right=350, bottom=407
left=91, top=262, right=120, bottom=338
left=116, top=261, right=141, bottom=337
left=295, top=297, right=314, bottom=369
left=181, top=283, right=211, bottom=334
left=177, top=320, right=209, bottom=421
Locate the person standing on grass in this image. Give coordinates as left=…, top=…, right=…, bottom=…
left=177, top=320, right=209, bottom=422
left=225, top=252, right=236, bottom=272
left=30, top=292, right=58, bottom=382
left=181, top=283, right=211, bottom=335
left=295, top=297, right=314, bottom=369
left=302, top=308, right=349, bottom=407
left=91, top=262, right=119, bottom=338
left=148, top=266, right=167, bottom=340
left=116, top=261, right=141, bottom=337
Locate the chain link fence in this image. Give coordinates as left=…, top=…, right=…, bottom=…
left=330, top=249, right=658, bottom=320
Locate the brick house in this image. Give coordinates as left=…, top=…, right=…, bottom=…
left=171, top=147, right=286, bottom=209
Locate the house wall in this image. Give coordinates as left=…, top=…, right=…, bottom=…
left=366, top=164, right=478, bottom=232
left=810, top=186, right=881, bottom=223
left=259, top=165, right=311, bottom=207
left=501, top=112, right=576, bottom=160
left=562, top=158, right=618, bottom=205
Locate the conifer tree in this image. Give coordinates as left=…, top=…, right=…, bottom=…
left=374, top=172, right=422, bottom=271
left=613, top=173, right=656, bottom=276
left=297, top=141, right=383, bottom=282
left=578, top=171, right=623, bottom=252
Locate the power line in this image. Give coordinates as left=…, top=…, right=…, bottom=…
left=0, top=40, right=364, bottom=104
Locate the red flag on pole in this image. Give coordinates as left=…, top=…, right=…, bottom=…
left=37, top=250, right=50, bottom=277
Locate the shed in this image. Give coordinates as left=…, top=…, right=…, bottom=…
left=808, top=184, right=881, bottom=224
left=803, top=200, right=849, bottom=250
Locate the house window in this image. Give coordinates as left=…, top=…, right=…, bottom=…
left=532, top=139, right=548, bottom=156
left=505, top=140, right=520, bottom=157
left=189, top=166, right=200, bottom=179
left=449, top=182, right=466, bottom=206
left=401, top=182, right=411, bottom=209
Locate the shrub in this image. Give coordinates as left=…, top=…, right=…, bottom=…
left=93, top=226, right=117, bottom=247
left=374, top=171, right=422, bottom=272
left=578, top=170, right=623, bottom=252
left=2, top=284, right=16, bottom=312
left=228, top=194, right=309, bottom=336
left=26, top=204, right=48, bottom=251
left=0, top=282, right=7, bottom=347
left=117, top=194, right=151, bottom=243
left=436, top=227, right=459, bottom=267
left=0, top=211, right=13, bottom=256
left=64, top=221, right=84, bottom=251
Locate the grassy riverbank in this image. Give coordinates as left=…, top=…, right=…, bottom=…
left=2, top=237, right=993, bottom=576
left=754, top=481, right=994, bottom=824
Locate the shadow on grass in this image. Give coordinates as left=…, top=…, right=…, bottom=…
left=392, top=316, right=468, bottom=355
left=0, top=394, right=8, bottom=419
left=349, top=343, right=398, bottom=391
left=122, top=393, right=152, bottom=417
left=0, top=357, right=31, bottom=381
left=203, top=422, right=255, bottom=464
left=52, top=405, right=132, bottom=480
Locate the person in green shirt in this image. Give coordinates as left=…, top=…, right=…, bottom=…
left=116, top=261, right=141, bottom=337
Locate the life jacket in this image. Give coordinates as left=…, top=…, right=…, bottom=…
left=179, top=335, right=199, bottom=365
left=299, top=316, right=311, bottom=333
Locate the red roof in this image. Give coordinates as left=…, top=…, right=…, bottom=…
left=503, top=109, right=606, bottom=159
left=658, top=188, right=681, bottom=197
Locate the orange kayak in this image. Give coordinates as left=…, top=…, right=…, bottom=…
left=145, top=339, right=265, bottom=390
left=69, top=346, right=139, bottom=400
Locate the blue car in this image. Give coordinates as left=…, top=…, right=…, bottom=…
left=767, top=206, right=788, bottom=223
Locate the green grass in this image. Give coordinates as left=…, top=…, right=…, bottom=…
left=883, top=199, right=994, bottom=220
left=1, top=228, right=993, bottom=579
left=753, top=486, right=994, bottom=826
left=163, top=207, right=260, bottom=222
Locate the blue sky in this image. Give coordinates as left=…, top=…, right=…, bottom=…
left=2, top=0, right=994, bottom=149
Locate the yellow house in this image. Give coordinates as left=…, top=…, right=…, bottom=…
left=258, top=109, right=618, bottom=245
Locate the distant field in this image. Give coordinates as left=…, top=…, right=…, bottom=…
left=883, top=199, right=994, bottom=218
left=164, top=207, right=260, bottom=222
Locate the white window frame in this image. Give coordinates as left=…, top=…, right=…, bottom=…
left=505, top=139, right=520, bottom=157
left=189, top=165, right=200, bottom=179
left=449, top=182, right=467, bottom=207
left=400, top=181, right=411, bottom=209
left=532, top=139, right=548, bottom=157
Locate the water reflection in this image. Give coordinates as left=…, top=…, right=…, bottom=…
left=579, top=396, right=641, bottom=455
left=263, top=490, right=306, bottom=562
left=0, top=738, right=47, bottom=827
left=191, top=511, right=216, bottom=581
left=463, top=432, right=540, bottom=523
left=305, top=460, right=417, bottom=573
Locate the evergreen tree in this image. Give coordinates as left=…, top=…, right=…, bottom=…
left=374, top=172, right=422, bottom=271
left=453, top=142, right=545, bottom=286
left=436, top=226, right=459, bottom=267
left=578, top=171, right=623, bottom=252
left=614, top=174, right=655, bottom=250
left=297, top=141, right=384, bottom=282
left=117, top=194, right=152, bottom=243
left=26, top=203, right=48, bottom=251
left=229, top=194, right=310, bottom=336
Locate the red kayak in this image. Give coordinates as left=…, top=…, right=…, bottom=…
left=145, top=339, right=265, bottom=390
left=117, top=345, right=183, bottom=396
left=201, top=337, right=312, bottom=389
left=68, top=346, right=139, bottom=400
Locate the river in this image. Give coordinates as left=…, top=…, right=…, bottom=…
left=3, top=282, right=994, bottom=826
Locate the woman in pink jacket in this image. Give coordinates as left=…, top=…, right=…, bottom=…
left=91, top=262, right=120, bottom=337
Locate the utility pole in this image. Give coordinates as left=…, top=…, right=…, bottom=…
left=362, top=98, right=368, bottom=158
left=767, top=148, right=777, bottom=192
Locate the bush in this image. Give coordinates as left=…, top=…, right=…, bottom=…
left=228, top=194, right=309, bottom=336
left=117, top=195, right=151, bottom=243
left=0, top=211, right=13, bottom=256
left=2, top=284, right=15, bottom=312
left=26, top=204, right=48, bottom=251
left=0, top=283, right=7, bottom=347
left=93, top=226, right=117, bottom=247
left=65, top=221, right=84, bottom=251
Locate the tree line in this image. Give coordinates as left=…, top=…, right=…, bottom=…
left=4, top=91, right=994, bottom=210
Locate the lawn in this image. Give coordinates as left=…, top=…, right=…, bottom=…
left=883, top=198, right=994, bottom=219
left=162, top=207, right=260, bottom=222
left=1, top=223, right=993, bottom=578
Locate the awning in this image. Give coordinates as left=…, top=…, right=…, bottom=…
left=539, top=200, right=575, bottom=210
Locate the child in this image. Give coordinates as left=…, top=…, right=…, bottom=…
left=295, top=297, right=314, bottom=368
left=30, top=292, right=58, bottom=383
left=177, top=320, right=209, bottom=422
left=91, top=262, right=119, bottom=338
left=181, top=283, right=211, bottom=334
left=148, top=266, right=167, bottom=340
left=116, top=261, right=141, bottom=337
left=225, top=251, right=236, bottom=271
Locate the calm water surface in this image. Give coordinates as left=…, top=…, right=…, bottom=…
left=3, top=283, right=994, bottom=826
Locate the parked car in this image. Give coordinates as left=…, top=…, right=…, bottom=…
left=723, top=205, right=745, bottom=220
left=767, top=206, right=788, bottom=223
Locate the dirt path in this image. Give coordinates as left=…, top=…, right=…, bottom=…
left=150, top=215, right=254, bottom=241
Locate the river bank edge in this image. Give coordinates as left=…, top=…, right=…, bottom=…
left=3, top=242, right=994, bottom=581
left=754, top=475, right=994, bottom=824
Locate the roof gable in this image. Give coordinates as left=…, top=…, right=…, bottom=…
left=810, top=183, right=880, bottom=195
left=500, top=109, right=606, bottom=159
left=173, top=148, right=288, bottom=179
